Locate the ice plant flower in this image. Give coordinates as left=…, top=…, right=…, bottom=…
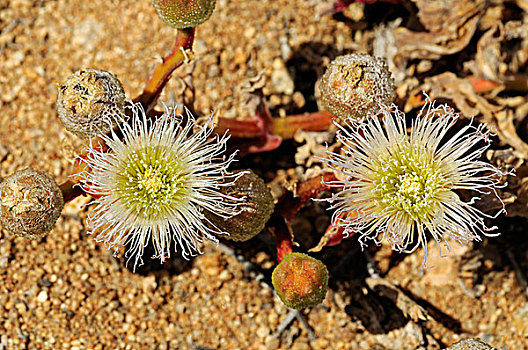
left=75, top=104, right=244, bottom=269
left=321, top=99, right=509, bottom=265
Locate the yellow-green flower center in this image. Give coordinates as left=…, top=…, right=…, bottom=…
left=115, top=145, right=189, bottom=221
left=372, top=146, right=450, bottom=220
left=138, top=167, right=164, bottom=194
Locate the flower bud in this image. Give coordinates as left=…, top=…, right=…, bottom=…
left=57, top=69, right=126, bottom=139
left=320, top=53, right=395, bottom=120
left=153, top=0, right=216, bottom=29
left=0, top=168, right=64, bottom=239
left=272, top=253, right=328, bottom=309
left=205, top=170, right=274, bottom=242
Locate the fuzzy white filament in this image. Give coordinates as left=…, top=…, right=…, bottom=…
left=322, top=98, right=509, bottom=265
left=75, top=104, right=244, bottom=269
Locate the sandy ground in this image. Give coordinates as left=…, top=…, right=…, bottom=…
left=1, top=0, right=528, bottom=349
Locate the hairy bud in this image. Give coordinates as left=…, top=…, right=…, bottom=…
left=320, top=53, right=394, bottom=120
left=272, top=253, right=328, bottom=309
left=57, top=69, right=126, bottom=139
left=0, top=168, right=64, bottom=239
left=153, top=0, right=216, bottom=29
left=205, top=170, right=274, bottom=242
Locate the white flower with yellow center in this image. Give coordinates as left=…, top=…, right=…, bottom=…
left=322, top=99, right=509, bottom=264
left=76, top=104, right=244, bottom=269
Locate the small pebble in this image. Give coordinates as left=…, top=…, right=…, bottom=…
left=37, top=291, right=48, bottom=303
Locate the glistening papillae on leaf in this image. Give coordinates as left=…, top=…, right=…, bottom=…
left=320, top=53, right=395, bottom=120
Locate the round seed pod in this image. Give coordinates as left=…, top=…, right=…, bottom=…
left=205, top=170, right=274, bottom=242
left=319, top=53, right=395, bottom=120
left=445, top=338, right=494, bottom=350
left=272, top=253, right=328, bottom=309
left=57, top=69, right=126, bottom=139
left=0, top=168, right=64, bottom=239
left=153, top=0, right=216, bottom=29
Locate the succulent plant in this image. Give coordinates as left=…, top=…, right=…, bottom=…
left=321, top=98, right=508, bottom=266
left=74, top=106, right=245, bottom=269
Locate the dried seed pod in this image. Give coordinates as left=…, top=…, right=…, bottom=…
left=153, top=0, right=216, bottom=29
left=0, top=168, right=64, bottom=239
left=272, top=253, right=328, bottom=309
left=445, top=338, right=495, bottom=350
left=320, top=53, right=395, bottom=120
left=205, top=170, right=274, bottom=242
left=57, top=69, right=126, bottom=139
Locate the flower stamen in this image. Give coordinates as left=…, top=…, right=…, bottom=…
left=320, top=97, right=510, bottom=265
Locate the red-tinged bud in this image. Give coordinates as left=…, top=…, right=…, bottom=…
left=153, top=0, right=216, bottom=29
left=272, top=253, right=328, bottom=309
left=0, top=168, right=64, bottom=239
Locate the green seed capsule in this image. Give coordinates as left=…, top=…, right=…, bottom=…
left=205, top=170, right=274, bottom=242
left=153, top=0, right=216, bottom=29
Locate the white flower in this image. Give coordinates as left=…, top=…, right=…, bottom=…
left=75, top=104, right=244, bottom=269
left=322, top=98, right=509, bottom=265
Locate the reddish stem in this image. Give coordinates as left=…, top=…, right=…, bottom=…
left=270, top=172, right=339, bottom=262
left=217, top=111, right=333, bottom=140
left=468, top=77, right=501, bottom=93
left=216, top=117, right=264, bottom=139
left=270, top=111, right=333, bottom=139
left=134, top=27, right=195, bottom=112
left=58, top=136, right=108, bottom=204
left=275, top=219, right=294, bottom=263
left=276, top=172, right=338, bottom=221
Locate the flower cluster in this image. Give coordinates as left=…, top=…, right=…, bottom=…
left=321, top=99, right=508, bottom=265
left=75, top=104, right=244, bottom=269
